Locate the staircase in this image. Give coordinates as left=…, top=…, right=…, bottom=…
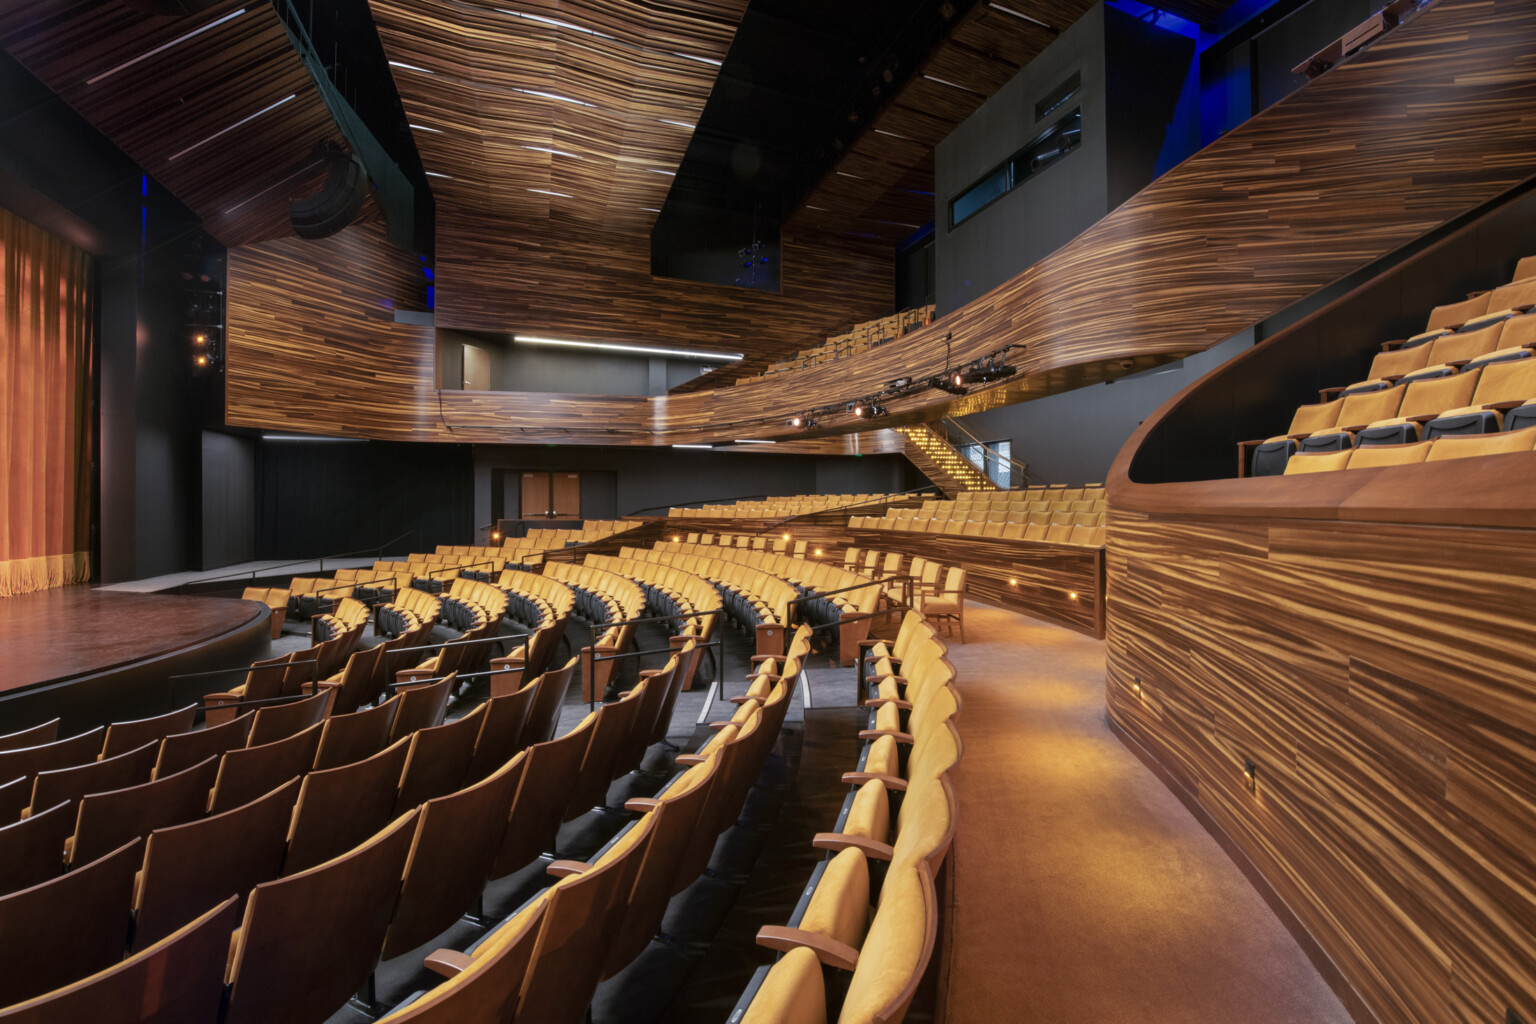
left=897, top=423, right=1000, bottom=497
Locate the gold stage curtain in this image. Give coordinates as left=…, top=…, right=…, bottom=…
left=1, top=207, right=93, bottom=597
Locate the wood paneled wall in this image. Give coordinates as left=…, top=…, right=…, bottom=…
left=226, top=0, right=1536, bottom=448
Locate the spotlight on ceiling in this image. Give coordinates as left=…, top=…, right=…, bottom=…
left=928, top=375, right=968, bottom=396
left=851, top=399, right=887, bottom=419
left=787, top=414, right=819, bottom=429
left=958, top=361, right=1019, bottom=385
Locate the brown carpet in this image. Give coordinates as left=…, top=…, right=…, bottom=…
left=939, top=602, right=1351, bottom=1024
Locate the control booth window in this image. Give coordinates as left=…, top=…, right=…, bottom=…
left=949, top=108, right=1083, bottom=229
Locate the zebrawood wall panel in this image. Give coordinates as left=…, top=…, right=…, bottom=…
left=1103, top=502, right=1536, bottom=1024
left=0, top=1, right=346, bottom=247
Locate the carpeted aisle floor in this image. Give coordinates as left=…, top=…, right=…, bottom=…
left=939, top=601, right=1350, bottom=1024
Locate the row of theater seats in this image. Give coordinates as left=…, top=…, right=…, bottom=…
left=1251, top=256, right=1536, bottom=475
left=0, top=625, right=792, bottom=1023
left=730, top=612, right=959, bottom=1023
left=667, top=531, right=812, bottom=556
left=495, top=521, right=632, bottom=564
left=842, top=550, right=968, bottom=643
left=582, top=553, right=725, bottom=641
left=752, top=305, right=937, bottom=379
left=647, top=540, right=884, bottom=665
left=668, top=494, right=905, bottom=518
left=617, top=545, right=801, bottom=656
left=1284, top=425, right=1536, bottom=473
left=540, top=561, right=647, bottom=701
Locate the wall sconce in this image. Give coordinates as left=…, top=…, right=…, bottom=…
left=1008, top=578, right=1017, bottom=586
left=1067, top=591, right=1079, bottom=601
left=1243, top=759, right=1258, bottom=794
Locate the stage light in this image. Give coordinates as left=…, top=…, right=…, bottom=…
left=928, top=375, right=967, bottom=396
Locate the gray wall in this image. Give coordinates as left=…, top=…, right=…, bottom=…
left=957, top=332, right=1253, bottom=486
left=472, top=446, right=908, bottom=543
left=440, top=330, right=723, bottom=396
left=201, top=432, right=256, bottom=569
left=934, top=5, right=1193, bottom=315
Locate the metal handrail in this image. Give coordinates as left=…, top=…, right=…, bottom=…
left=935, top=417, right=1040, bottom=487
left=166, top=658, right=319, bottom=680
left=625, top=493, right=771, bottom=517
left=765, top=485, right=940, bottom=536
left=788, top=575, right=914, bottom=625
left=175, top=529, right=421, bottom=593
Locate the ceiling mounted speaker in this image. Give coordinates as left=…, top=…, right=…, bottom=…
left=290, top=146, right=369, bottom=239
left=119, top=0, right=226, bottom=14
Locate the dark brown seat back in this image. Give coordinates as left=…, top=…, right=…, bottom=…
left=616, top=658, right=674, bottom=776
left=0, top=800, right=71, bottom=897
left=394, top=706, right=483, bottom=814
left=521, top=658, right=577, bottom=748
left=0, top=776, right=28, bottom=823
left=381, top=751, right=525, bottom=960
left=313, top=695, right=399, bottom=770
left=284, top=737, right=410, bottom=876
left=100, top=705, right=197, bottom=759
left=0, top=728, right=103, bottom=785
left=648, top=642, right=699, bottom=747
left=0, top=838, right=140, bottom=1006
left=207, top=721, right=322, bottom=815
left=492, top=712, right=593, bottom=877
left=153, top=714, right=253, bottom=779
left=562, top=690, right=642, bottom=822
left=512, top=813, right=653, bottom=1024
left=604, top=760, right=715, bottom=977
left=0, top=896, right=237, bottom=1024
left=0, top=719, right=59, bottom=753
left=390, top=672, right=455, bottom=743
left=223, top=810, right=418, bottom=1024
left=70, top=755, right=219, bottom=868
left=325, top=643, right=385, bottom=716
left=245, top=690, right=332, bottom=748
left=133, top=777, right=301, bottom=950
left=242, top=654, right=296, bottom=705
left=463, top=686, right=536, bottom=785
left=28, top=741, right=158, bottom=819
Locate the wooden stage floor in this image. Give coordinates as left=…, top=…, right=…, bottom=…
left=0, top=587, right=271, bottom=731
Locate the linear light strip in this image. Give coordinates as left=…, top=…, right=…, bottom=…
left=514, top=334, right=741, bottom=361
left=167, top=94, right=296, bottom=161
left=86, top=8, right=247, bottom=86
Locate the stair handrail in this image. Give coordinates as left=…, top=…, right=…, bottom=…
left=933, top=418, right=1040, bottom=487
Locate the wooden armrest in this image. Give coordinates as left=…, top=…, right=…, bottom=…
left=638, top=669, right=664, bottom=679
left=855, top=640, right=883, bottom=650
left=749, top=654, right=780, bottom=663
left=708, top=721, right=736, bottom=730
left=871, top=673, right=905, bottom=685
left=546, top=859, right=591, bottom=878
left=1406, top=414, right=1439, bottom=424
left=1446, top=360, right=1470, bottom=369
left=755, top=926, right=860, bottom=972
left=489, top=654, right=527, bottom=668
left=862, top=698, right=911, bottom=710
left=1338, top=423, right=1368, bottom=433
left=676, top=754, right=707, bottom=766
left=728, top=696, right=758, bottom=705
left=425, top=949, right=473, bottom=979
left=812, top=832, right=895, bottom=860
left=1486, top=400, right=1527, bottom=411
left=841, top=771, right=906, bottom=792
left=1318, top=386, right=1347, bottom=400
left=202, top=691, right=240, bottom=703
left=624, top=797, right=660, bottom=813
left=858, top=729, right=914, bottom=744
left=748, top=673, right=782, bottom=683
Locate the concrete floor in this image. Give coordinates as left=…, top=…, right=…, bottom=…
left=939, top=602, right=1351, bottom=1024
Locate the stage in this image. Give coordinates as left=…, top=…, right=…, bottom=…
left=0, top=588, right=272, bottom=734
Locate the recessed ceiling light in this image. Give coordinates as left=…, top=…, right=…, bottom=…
left=425, top=171, right=453, bottom=179
left=659, top=119, right=696, bottom=130
left=987, top=2, right=1052, bottom=29
left=922, top=73, right=969, bottom=90
left=514, top=335, right=741, bottom=361
left=516, top=88, right=592, bottom=107
left=640, top=207, right=661, bottom=212
left=525, top=146, right=581, bottom=158
left=647, top=169, right=677, bottom=176
left=674, top=53, right=723, bottom=66
left=411, top=124, right=443, bottom=133
left=389, top=60, right=435, bottom=74
left=671, top=444, right=714, bottom=449
left=527, top=188, right=572, bottom=197
left=498, top=10, right=616, bottom=40
left=167, top=94, right=295, bottom=161
left=86, top=8, right=247, bottom=86
left=835, top=171, right=864, bottom=179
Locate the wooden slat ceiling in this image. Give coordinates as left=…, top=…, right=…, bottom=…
left=786, top=0, right=1097, bottom=245
left=0, top=0, right=347, bottom=248
left=371, top=0, right=748, bottom=235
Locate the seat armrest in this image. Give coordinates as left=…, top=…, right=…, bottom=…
left=841, top=771, right=906, bottom=792
left=546, top=859, right=591, bottom=878
left=749, top=654, right=780, bottom=663
left=425, top=949, right=473, bottom=979
left=858, top=729, right=914, bottom=744
left=624, top=797, right=661, bottom=813
left=676, top=753, right=707, bottom=765
left=1318, top=386, right=1347, bottom=400
left=1486, top=400, right=1526, bottom=411
left=862, top=698, right=911, bottom=711
left=754, top=926, right=860, bottom=972
left=812, top=832, right=895, bottom=860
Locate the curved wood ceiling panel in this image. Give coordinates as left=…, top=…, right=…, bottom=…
left=0, top=0, right=346, bottom=247
left=371, top=0, right=746, bottom=234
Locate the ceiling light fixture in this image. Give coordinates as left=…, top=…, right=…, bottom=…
left=525, top=145, right=581, bottom=158
left=87, top=8, right=247, bottom=85
left=425, top=171, right=454, bottom=179
left=514, top=335, right=742, bottom=361
left=517, top=88, right=593, bottom=107
left=388, top=60, right=435, bottom=74
left=660, top=119, right=696, bottom=130
left=167, top=94, right=295, bottom=161
left=671, top=444, right=714, bottom=449
left=987, top=2, right=1054, bottom=29
left=647, top=169, right=677, bottom=176
left=527, top=188, right=572, bottom=197
left=498, top=10, right=616, bottom=39
left=674, top=53, right=723, bottom=66
left=411, top=124, right=443, bottom=133
left=734, top=439, right=777, bottom=444
left=922, top=74, right=969, bottom=90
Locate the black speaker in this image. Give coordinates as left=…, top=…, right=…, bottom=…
left=290, top=147, right=369, bottom=240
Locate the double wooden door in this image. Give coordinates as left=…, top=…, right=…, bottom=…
left=520, top=472, right=581, bottom=518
